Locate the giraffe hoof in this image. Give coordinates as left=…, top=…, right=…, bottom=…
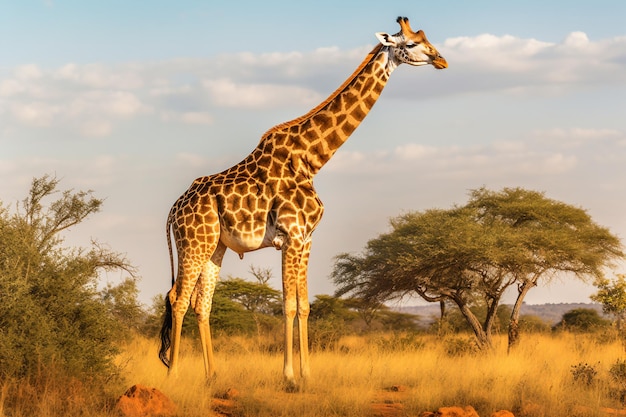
left=204, top=372, right=217, bottom=386
left=284, top=380, right=300, bottom=393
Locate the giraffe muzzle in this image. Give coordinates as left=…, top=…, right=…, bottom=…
left=432, top=55, right=448, bottom=69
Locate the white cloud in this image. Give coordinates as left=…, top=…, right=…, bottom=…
left=106, top=91, right=145, bottom=116
left=534, top=127, right=622, bottom=140
left=3, top=67, right=148, bottom=133
left=176, top=152, right=210, bottom=168
left=15, top=64, right=43, bottom=80
left=203, top=78, right=321, bottom=109
left=326, top=131, right=588, bottom=180
left=532, top=127, right=625, bottom=148
left=563, top=31, right=590, bottom=48
left=65, top=90, right=145, bottom=118
left=11, top=101, right=59, bottom=126
left=394, top=143, right=439, bottom=160
left=55, top=63, right=144, bottom=90
left=80, top=119, right=113, bottom=137
left=159, top=110, right=214, bottom=126
left=431, top=31, right=626, bottom=96
left=180, top=111, right=213, bottom=125
left=0, top=79, right=24, bottom=97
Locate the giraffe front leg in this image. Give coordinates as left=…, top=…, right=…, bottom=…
left=282, top=279, right=298, bottom=390
left=281, top=239, right=312, bottom=391
left=297, top=240, right=312, bottom=383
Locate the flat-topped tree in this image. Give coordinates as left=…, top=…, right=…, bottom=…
left=332, top=187, right=623, bottom=351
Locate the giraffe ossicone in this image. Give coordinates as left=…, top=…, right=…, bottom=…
left=158, top=16, right=447, bottom=388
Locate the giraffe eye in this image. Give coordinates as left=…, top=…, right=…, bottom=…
left=406, top=43, right=418, bottom=49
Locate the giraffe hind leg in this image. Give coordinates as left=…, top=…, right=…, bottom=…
left=167, top=269, right=199, bottom=377
left=193, top=242, right=226, bottom=379
left=168, top=245, right=218, bottom=376
left=166, top=191, right=221, bottom=377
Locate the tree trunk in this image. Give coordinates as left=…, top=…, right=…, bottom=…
left=508, top=280, right=535, bottom=353
left=438, top=300, right=446, bottom=336
left=457, top=302, right=492, bottom=350
left=508, top=318, right=519, bottom=352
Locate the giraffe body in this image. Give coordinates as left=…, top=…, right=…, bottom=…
left=159, top=17, right=447, bottom=388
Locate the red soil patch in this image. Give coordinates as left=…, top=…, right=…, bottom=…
left=211, top=388, right=241, bottom=417
left=118, top=383, right=626, bottom=417
left=370, top=385, right=409, bottom=417
left=115, top=384, right=177, bottom=417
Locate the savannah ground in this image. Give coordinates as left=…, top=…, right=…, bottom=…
left=2, top=331, right=625, bottom=417
left=114, top=331, right=624, bottom=417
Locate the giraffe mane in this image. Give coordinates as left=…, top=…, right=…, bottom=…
left=259, top=43, right=385, bottom=142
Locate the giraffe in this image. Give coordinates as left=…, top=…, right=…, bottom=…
left=159, top=16, right=447, bottom=388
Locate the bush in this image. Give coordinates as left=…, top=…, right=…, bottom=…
left=0, top=176, right=134, bottom=382
left=374, top=332, right=426, bottom=352
left=607, top=359, right=626, bottom=405
left=519, top=314, right=551, bottom=333
left=443, top=337, right=478, bottom=357
left=309, top=317, right=346, bottom=351
left=570, top=362, right=598, bottom=386
left=554, top=308, right=611, bottom=333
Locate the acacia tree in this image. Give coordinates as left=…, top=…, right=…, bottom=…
left=468, top=188, right=623, bottom=349
left=332, top=187, right=623, bottom=351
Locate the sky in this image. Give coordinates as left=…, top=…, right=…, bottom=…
left=1, top=0, right=625, bottom=307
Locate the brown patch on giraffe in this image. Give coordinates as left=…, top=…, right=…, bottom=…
left=327, top=95, right=344, bottom=113
left=303, top=127, right=318, bottom=142
left=341, top=121, right=356, bottom=135
left=362, top=76, right=377, bottom=93
left=325, top=130, right=343, bottom=151
left=352, top=103, right=367, bottom=121
left=311, top=112, right=333, bottom=131
left=363, top=94, right=377, bottom=108
left=256, top=154, right=272, bottom=168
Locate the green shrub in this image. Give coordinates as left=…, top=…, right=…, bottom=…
left=0, top=176, right=134, bottom=382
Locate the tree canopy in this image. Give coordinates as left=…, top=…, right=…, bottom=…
left=332, top=187, right=623, bottom=350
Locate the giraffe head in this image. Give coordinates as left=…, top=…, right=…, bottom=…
left=376, top=16, right=448, bottom=69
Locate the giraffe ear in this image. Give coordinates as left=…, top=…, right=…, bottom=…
left=375, top=32, right=398, bottom=47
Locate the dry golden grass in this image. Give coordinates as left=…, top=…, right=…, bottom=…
left=113, top=332, right=625, bottom=417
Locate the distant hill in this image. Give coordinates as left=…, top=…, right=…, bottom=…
left=396, top=302, right=606, bottom=327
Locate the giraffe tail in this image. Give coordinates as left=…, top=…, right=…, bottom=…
left=159, top=207, right=176, bottom=368
left=158, top=290, right=172, bottom=368
left=166, top=205, right=176, bottom=287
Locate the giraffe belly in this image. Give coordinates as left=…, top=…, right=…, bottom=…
left=220, top=230, right=267, bottom=255
left=219, top=221, right=283, bottom=256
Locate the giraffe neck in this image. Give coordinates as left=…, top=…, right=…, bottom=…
left=259, top=44, right=394, bottom=176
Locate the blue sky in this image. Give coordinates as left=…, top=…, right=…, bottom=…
left=3, top=1, right=626, bottom=64
left=1, top=0, right=625, bottom=307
